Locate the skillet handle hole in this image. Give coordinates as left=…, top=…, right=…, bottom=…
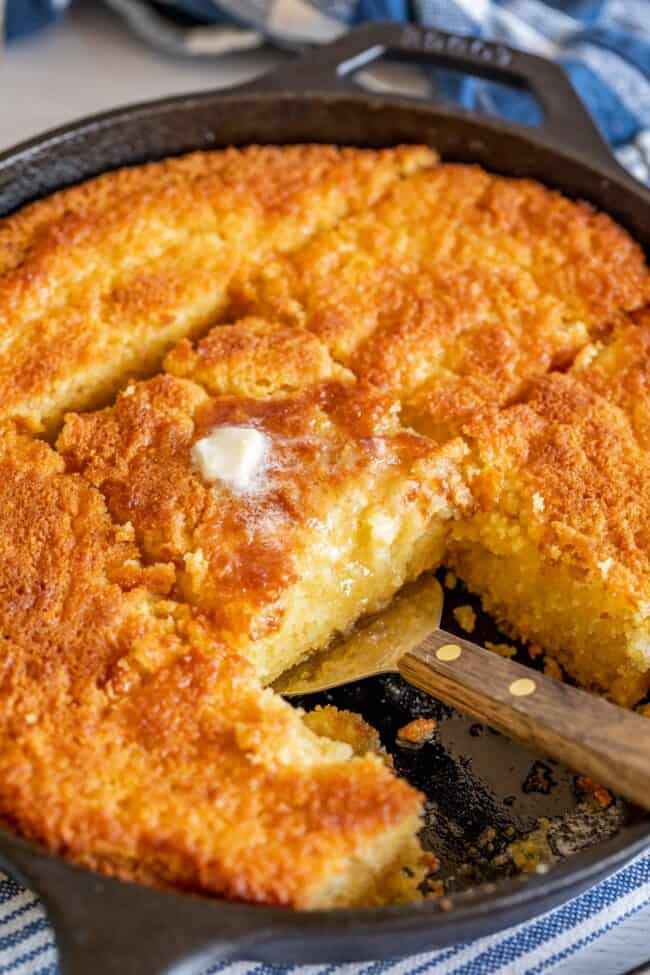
left=351, top=56, right=545, bottom=127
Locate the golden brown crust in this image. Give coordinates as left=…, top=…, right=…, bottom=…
left=0, top=145, right=434, bottom=432
left=233, top=164, right=649, bottom=438
left=3, top=146, right=650, bottom=906
left=0, top=424, right=422, bottom=908
left=447, top=356, right=650, bottom=705
left=0, top=145, right=434, bottom=281
left=571, top=310, right=650, bottom=448
left=2, top=644, right=421, bottom=907
left=303, top=706, right=384, bottom=757
left=165, top=317, right=352, bottom=396
left=459, top=373, right=650, bottom=592
left=0, top=424, right=173, bottom=711
left=57, top=365, right=450, bottom=655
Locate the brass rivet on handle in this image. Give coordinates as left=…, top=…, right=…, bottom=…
left=436, top=643, right=462, bottom=662
left=509, top=677, right=536, bottom=697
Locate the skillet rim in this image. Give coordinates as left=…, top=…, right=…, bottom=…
left=0, top=58, right=649, bottom=962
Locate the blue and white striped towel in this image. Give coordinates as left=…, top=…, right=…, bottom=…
left=2, top=1, right=650, bottom=972
left=1, top=852, right=650, bottom=973
left=5, top=0, right=650, bottom=183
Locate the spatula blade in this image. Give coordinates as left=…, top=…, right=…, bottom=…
left=274, top=573, right=444, bottom=697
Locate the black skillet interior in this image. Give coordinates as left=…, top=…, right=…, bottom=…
left=1, top=22, right=650, bottom=975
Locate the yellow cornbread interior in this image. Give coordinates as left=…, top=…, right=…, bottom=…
left=2, top=145, right=650, bottom=910
left=450, top=523, right=650, bottom=707
left=449, top=329, right=650, bottom=706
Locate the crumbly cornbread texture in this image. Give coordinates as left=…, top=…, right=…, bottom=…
left=59, top=324, right=470, bottom=683
left=0, top=145, right=434, bottom=434
left=449, top=324, right=650, bottom=705
left=232, top=164, right=648, bottom=439
left=0, top=423, right=424, bottom=908
left=1, top=146, right=650, bottom=907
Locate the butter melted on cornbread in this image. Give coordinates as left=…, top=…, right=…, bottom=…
left=59, top=322, right=470, bottom=683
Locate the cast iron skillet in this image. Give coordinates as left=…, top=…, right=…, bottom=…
left=1, top=22, right=650, bottom=975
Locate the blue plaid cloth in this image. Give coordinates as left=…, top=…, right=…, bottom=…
left=6, top=0, right=650, bottom=181
left=3, top=1, right=650, bottom=972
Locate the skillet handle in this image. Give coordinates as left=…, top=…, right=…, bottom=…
left=239, top=21, right=621, bottom=177
left=399, top=627, right=650, bottom=812
left=0, top=829, right=264, bottom=975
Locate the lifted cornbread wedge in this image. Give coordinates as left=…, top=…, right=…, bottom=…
left=232, top=164, right=649, bottom=440
left=0, top=423, right=425, bottom=909
left=0, top=145, right=434, bottom=434
left=448, top=348, right=650, bottom=706
left=59, top=322, right=471, bottom=683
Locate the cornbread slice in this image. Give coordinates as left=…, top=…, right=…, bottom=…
left=0, top=422, right=424, bottom=908
left=4, top=644, right=423, bottom=909
left=448, top=339, right=650, bottom=705
left=59, top=320, right=471, bottom=683
left=232, top=164, right=649, bottom=439
left=0, top=145, right=434, bottom=433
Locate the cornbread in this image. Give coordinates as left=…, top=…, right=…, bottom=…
left=1, top=144, right=650, bottom=908
left=485, top=642, right=517, bottom=659
left=0, top=423, right=426, bottom=908
left=165, top=316, right=350, bottom=397
left=396, top=718, right=437, bottom=746
left=59, top=321, right=471, bottom=683
left=232, top=164, right=649, bottom=439
left=453, top=605, right=476, bottom=633
left=449, top=343, right=650, bottom=705
left=0, top=145, right=434, bottom=434
left=576, top=776, right=614, bottom=809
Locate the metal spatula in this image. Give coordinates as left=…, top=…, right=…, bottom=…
left=275, top=574, right=650, bottom=812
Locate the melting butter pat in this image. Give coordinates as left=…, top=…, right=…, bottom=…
left=192, top=426, right=269, bottom=491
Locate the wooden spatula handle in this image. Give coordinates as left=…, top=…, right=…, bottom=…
left=399, top=628, right=650, bottom=811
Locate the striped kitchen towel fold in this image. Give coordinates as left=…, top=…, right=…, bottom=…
left=0, top=850, right=649, bottom=974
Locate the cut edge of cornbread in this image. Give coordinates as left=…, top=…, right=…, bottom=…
left=448, top=529, right=650, bottom=706
left=60, top=314, right=474, bottom=688
left=62, top=803, right=426, bottom=910
left=0, top=421, right=429, bottom=911
left=222, top=436, right=471, bottom=685
left=283, top=707, right=428, bottom=908
left=5, top=148, right=650, bottom=909
left=300, top=813, right=425, bottom=909
left=446, top=343, right=650, bottom=706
